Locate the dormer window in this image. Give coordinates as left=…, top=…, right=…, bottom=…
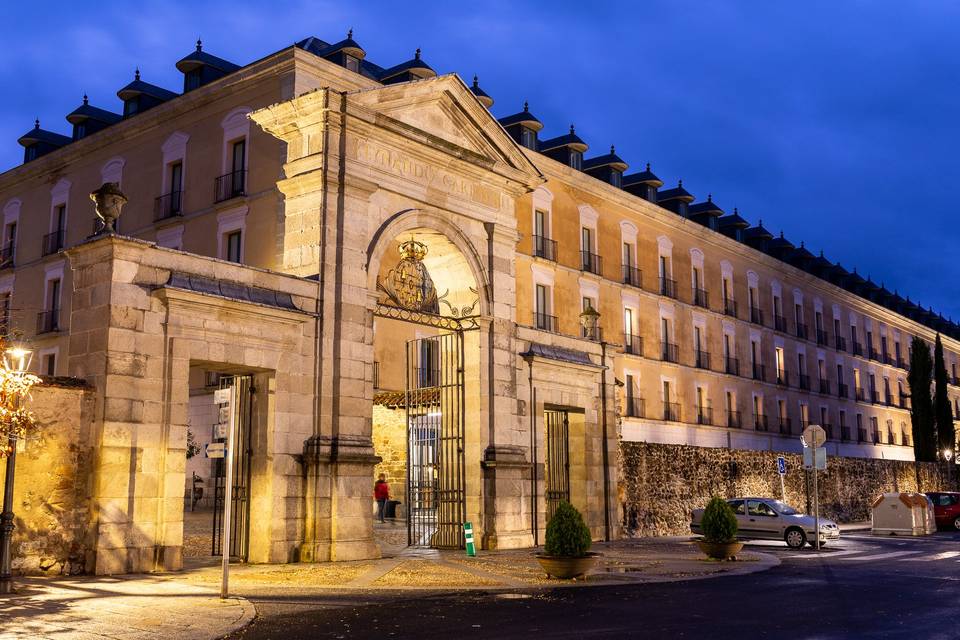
left=569, top=150, right=582, bottom=170
left=520, top=127, right=536, bottom=150
left=610, top=171, right=622, bottom=188
left=344, top=54, right=360, bottom=72
left=185, top=68, right=202, bottom=92
left=24, top=146, right=37, bottom=163
left=123, top=98, right=139, bottom=117
left=73, top=123, right=86, bottom=140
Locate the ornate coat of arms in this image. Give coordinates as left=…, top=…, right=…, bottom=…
left=378, top=239, right=440, bottom=314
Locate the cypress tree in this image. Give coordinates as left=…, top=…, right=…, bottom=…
left=933, top=334, right=955, bottom=457
left=907, top=336, right=936, bottom=462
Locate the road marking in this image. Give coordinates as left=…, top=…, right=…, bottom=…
left=788, top=549, right=870, bottom=559
left=902, top=551, right=960, bottom=562
left=839, top=551, right=920, bottom=561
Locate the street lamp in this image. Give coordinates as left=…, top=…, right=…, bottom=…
left=943, top=449, right=955, bottom=490
left=0, top=342, right=36, bottom=595
left=579, top=302, right=601, bottom=341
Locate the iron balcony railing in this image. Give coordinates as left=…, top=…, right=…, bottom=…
left=899, top=396, right=910, bottom=410
left=659, top=276, right=677, bottom=299
left=872, top=430, right=880, bottom=444
left=754, top=414, right=769, bottom=432
left=902, top=431, right=911, bottom=446
left=796, top=323, right=809, bottom=340
left=868, top=346, right=881, bottom=361
left=41, top=230, right=65, bottom=256
left=855, top=387, right=866, bottom=402
left=0, top=244, right=13, bottom=268
left=776, top=369, right=790, bottom=386
left=663, top=402, right=681, bottom=422
left=622, top=264, right=642, bottom=288
left=532, top=235, right=557, bottom=261
left=581, top=325, right=603, bottom=341
left=774, top=314, right=787, bottom=332
left=752, top=363, right=766, bottom=382
left=951, top=375, right=960, bottom=387
left=884, top=393, right=894, bottom=407
left=816, top=329, right=830, bottom=346
left=623, top=333, right=643, bottom=356
left=869, top=389, right=880, bottom=404
left=841, top=426, right=851, bottom=441
left=534, top=312, right=558, bottom=332
left=837, top=382, right=849, bottom=398
left=154, top=190, right=183, bottom=221
left=835, top=336, right=847, bottom=352
left=696, top=404, right=714, bottom=426
left=852, top=341, right=864, bottom=357
left=819, top=379, right=831, bottom=395
left=725, top=356, right=740, bottom=376
left=779, top=417, right=792, bottom=435
left=661, top=342, right=680, bottom=363
left=36, top=308, right=59, bottom=334
left=858, top=428, right=868, bottom=442
left=750, top=306, right=764, bottom=325
left=581, top=250, right=603, bottom=275
left=822, top=423, right=834, bottom=440
left=895, top=357, right=906, bottom=369
left=693, top=288, right=709, bottom=309
left=727, top=410, right=742, bottom=428
left=887, top=429, right=896, bottom=445
left=625, top=397, right=645, bottom=419
left=883, top=352, right=894, bottom=366
left=723, top=298, right=738, bottom=318
left=798, top=374, right=811, bottom=391
left=695, top=350, right=711, bottom=370
left=215, top=169, right=247, bottom=203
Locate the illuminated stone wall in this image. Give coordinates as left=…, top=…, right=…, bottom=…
left=619, top=441, right=950, bottom=537
left=372, top=404, right=407, bottom=509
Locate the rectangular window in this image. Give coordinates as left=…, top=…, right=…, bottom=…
left=42, top=352, right=56, bottom=376
left=622, top=242, right=633, bottom=267
left=4, top=222, right=16, bottom=259
left=344, top=54, right=360, bottom=72
left=231, top=139, right=246, bottom=173
left=775, top=348, right=785, bottom=376
left=661, top=317, right=670, bottom=343
left=535, top=284, right=549, bottom=316
left=47, top=278, right=61, bottom=311
left=659, top=255, right=669, bottom=278
left=226, top=230, right=242, bottom=263
left=170, top=162, right=183, bottom=194
left=662, top=380, right=671, bottom=403
left=820, top=406, right=828, bottom=426
left=624, top=307, right=633, bottom=336
left=581, top=227, right=593, bottom=253
left=534, top=209, right=547, bottom=238
left=800, top=403, right=810, bottom=425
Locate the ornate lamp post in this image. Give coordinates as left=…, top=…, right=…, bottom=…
left=579, top=302, right=601, bottom=341
left=0, top=342, right=37, bottom=595
left=943, top=448, right=954, bottom=489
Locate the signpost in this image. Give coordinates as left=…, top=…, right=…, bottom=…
left=801, top=424, right=827, bottom=551
left=463, top=522, right=476, bottom=557
left=214, top=386, right=235, bottom=599
left=204, top=442, right=225, bottom=459
left=776, top=456, right=787, bottom=501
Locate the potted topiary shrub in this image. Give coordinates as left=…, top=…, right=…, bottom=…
left=696, top=497, right=743, bottom=560
left=535, top=500, right=600, bottom=579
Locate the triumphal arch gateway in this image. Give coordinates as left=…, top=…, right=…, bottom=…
left=58, top=76, right=616, bottom=573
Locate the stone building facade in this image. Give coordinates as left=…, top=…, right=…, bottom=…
left=0, top=33, right=957, bottom=573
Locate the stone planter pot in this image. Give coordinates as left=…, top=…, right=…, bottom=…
left=535, top=552, right=601, bottom=579
left=696, top=540, right=744, bottom=560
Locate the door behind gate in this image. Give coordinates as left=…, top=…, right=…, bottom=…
left=544, top=408, right=571, bottom=521
left=212, top=374, right=254, bottom=560
left=406, top=332, right=466, bottom=548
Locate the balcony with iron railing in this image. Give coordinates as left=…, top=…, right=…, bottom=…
left=723, top=298, right=737, bottom=318
left=215, top=169, right=247, bottom=203
left=0, top=244, right=13, bottom=268
left=624, top=396, right=646, bottom=419
left=533, top=312, right=558, bottom=332
left=852, top=341, right=864, bottom=357
left=778, top=417, right=792, bottom=435
left=796, top=322, right=809, bottom=340
left=855, top=386, right=866, bottom=402
left=883, top=352, right=895, bottom=367
left=725, top=356, right=740, bottom=376
left=798, top=374, right=810, bottom=391
left=887, top=429, right=896, bottom=445
left=41, top=230, right=64, bottom=256
left=872, top=430, right=880, bottom=444
left=532, top=235, right=557, bottom=261
left=36, top=308, right=60, bottom=334
left=663, top=402, right=680, bottom=422
left=902, top=431, right=911, bottom=446
left=819, top=379, right=831, bottom=395
left=868, top=345, right=881, bottom=362
left=695, top=349, right=711, bottom=370
left=661, top=341, right=679, bottom=363
left=624, top=333, right=643, bottom=356
left=869, top=389, right=879, bottom=404
left=727, top=410, right=742, bottom=428
left=754, top=414, right=769, bottom=431
left=822, top=423, right=834, bottom=440
left=895, top=357, right=906, bottom=370
left=774, top=314, right=787, bottom=332
left=899, top=395, right=910, bottom=410
left=841, top=426, right=851, bottom=441
left=816, top=329, right=830, bottom=347
left=776, top=369, right=790, bottom=386
left=154, top=190, right=183, bottom=221
left=581, top=250, right=603, bottom=276
left=838, top=382, right=849, bottom=399
left=835, top=336, right=847, bottom=352
left=693, top=288, right=709, bottom=309
left=622, top=264, right=642, bottom=288
left=858, top=427, right=868, bottom=442
left=750, top=306, right=764, bottom=326
left=696, top=404, right=714, bottom=426
left=659, top=276, right=677, bottom=299
left=752, top=362, right=766, bottom=382
left=884, top=393, right=894, bottom=407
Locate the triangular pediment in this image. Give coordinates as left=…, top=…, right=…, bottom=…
left=349, top=75, right=542, bottom=181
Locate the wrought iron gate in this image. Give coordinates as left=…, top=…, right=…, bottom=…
left=212, top=374, right=254, bottom=560
left=405, top=332, right=466, bottom=548
left=544, top=409, right=570, bottom=520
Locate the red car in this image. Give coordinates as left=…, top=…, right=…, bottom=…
left=925, top=492, right=960, bottom=530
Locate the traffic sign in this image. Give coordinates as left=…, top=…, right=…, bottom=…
left=214, top=388, right=231, bottom=405
left=205, top=442, right=225, bottom=459
left=776, top=456, right=786, bottom=476
left=803, top=446, right=826, bottom=470
left=802, top=424, right=827, bottom=448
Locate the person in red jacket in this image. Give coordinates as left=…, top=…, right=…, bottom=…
left=374, top=473, right=390, bottom=523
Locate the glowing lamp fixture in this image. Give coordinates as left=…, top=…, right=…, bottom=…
left=3, top=346, right=31, bottom=374
left=944, top=449, right=954, bottom=463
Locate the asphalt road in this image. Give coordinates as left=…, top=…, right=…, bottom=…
left=229, top=531, right=960, bottom=640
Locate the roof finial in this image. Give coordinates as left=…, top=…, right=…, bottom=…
left=472, top=75, right=479, bottom=87
left=414, top=48, right=421, bottom=60
left=800, top=240, right=804, bottom=248
left=707, top=193, right=712, bottom=202
left=819, top=249, right=824, bottom=257
left=853, top=266, right=858, bottom=274
left=34, top=118, right=40, bottom=129
left=134, top=67, right=140, bottom=81
left=82, top=93, right=88, bottom=105
left=678, top=179, right=683, bottom=188
left=523, top=100, right=529, bottom=112
left=570, top=124, right=575, bottom=134
left=734, top=207, right=739, bottom=215
left=758, top=218, right=762, bottom=226
left=779, top=230, right=784, bottom=239
left=610, top=145, right=615, bottom=155
left=347, top=28, right=353, bottom=39
left=646, top=162, right=651, bottom=171
left=196, top=37, right=202, bottom=52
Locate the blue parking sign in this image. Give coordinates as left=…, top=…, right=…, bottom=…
left=777, top=456, right=786, bottom=475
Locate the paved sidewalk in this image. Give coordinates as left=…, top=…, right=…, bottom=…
left=840, top=521, right=872, bottom=532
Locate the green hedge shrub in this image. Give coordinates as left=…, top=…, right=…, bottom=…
left=701, top=497, right=738, bottom=543
left=544, top=500, right=592, bottom=557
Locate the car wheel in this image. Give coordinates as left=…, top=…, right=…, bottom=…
left=953, top=516, right=960, bottom=531
left=785, top=528, right=807, bottom=549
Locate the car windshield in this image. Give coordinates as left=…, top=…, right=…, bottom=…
left=771, top=501, right=800, bottom=515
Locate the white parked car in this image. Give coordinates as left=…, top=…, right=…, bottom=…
left=691, top=497, right=840, bottom=549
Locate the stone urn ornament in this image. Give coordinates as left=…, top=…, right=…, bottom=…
left=90, top=182, right=127, bottom=234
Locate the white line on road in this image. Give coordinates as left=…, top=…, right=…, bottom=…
left=902, top=551, right=960, bottom=561
left=838, top=551, right=920, bottom=561
left=788, top=549, right=872, bottom=559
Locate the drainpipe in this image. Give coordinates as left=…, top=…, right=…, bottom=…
left=527, top=357, right=538, bottom=545
left=600, top=341, right=611, bottom=542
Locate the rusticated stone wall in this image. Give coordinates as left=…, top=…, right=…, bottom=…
left=619, top=442, right=951, bottom=537
left=2, top=379, right=96, bottom=575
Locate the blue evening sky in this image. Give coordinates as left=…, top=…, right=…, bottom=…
left=2, top=1, right=957, bottom=320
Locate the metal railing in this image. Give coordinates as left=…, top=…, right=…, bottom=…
left=822, top=423, right=834, bottom=440
left=581, top=250, right=603, bottom=275
left=796, top=323, right=809, bottom=340
left=154, top=190, right=183, bottom=221
left=852, top=341, right=864, bottom=356
left=868, top=346, right=880, bottom=361
left=725, top=356, right=740, bottom=376
left=727, top=410, right=742, bottom=428
left=884, top=393, right=894, bottom=406
left=533, top=312, right=558, bottom=332
left=816, top=329, right=830, bottom=346
left=841, top=426, right=851, bottom=441
left=36, top=309, right=59, bottom=334
left=902, top=431, right=911, bottom=446
left=695, top=350, right=711, bottom=370
left=215, top=169, right=247, bottom=203
left=622, top=264, right=642, bottom=288
left=663, top=402, right=681, bottom=422
left=661, top=342, right=680, bottom=363
left=774, top=314, right=787, bottom=332
left=779, top=417, right=792, bottom=435
left=750, top=306, right=764, bottom=325
left=858, top=428, right=868, bottom=442
left=693, top=288, right=709, bottom=309
left=819, top=379, right=831, bottom=395
left=838, top=383, right=849, bottom=398
left=696, top=404, right=714, bottom=426
left=855, top=387, right=866, bottom=402
left=835, top=336, right=847, bottom=352
left=0, top=244, right=13, bottom=268
left=659, top=276, right=677, bottom=299
left=798, top=374, right=811, bottom=391
left=532, top=235, right=557, bottom=261
left=754, top=414, right=769, bottom=431
left=776, top=369, right=790, bottom=386
left=623, top=333, right=643, bottom=356
left=41, top=230, right=64, bottom=256
left=752, top=363, right=766, bottom=382
left=625, top=397, right=645, bottom=419
left=723, top=298, right=737, bottom=318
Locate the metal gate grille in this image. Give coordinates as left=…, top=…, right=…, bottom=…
left=212, top=374, right=253, bottom=560
left=544, top=409, right=570, bottom=520
left=406, top=332, right=465, bottom=548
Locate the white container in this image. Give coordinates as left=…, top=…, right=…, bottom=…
left=871, top=492, right=936, bottom=536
